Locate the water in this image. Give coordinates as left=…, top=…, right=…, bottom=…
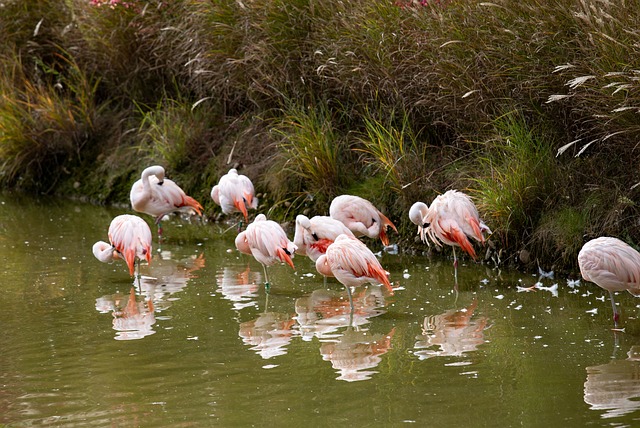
left=1, top=194, right=640, bottom=427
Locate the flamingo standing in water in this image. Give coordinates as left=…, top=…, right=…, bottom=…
left=578, top=236, right=640, bottom=330
left=409, top=190, right=491, bottom=284
left=293, top=214, right=356, bottom=262
left=235, top=214, right=297, bottom=291
left=329, top=195, right=397, bottom=246
left=211, top=168, right=258, bottom=226
left=93, top=214, right=152, bottom=278
left=130, top=165, right=203, bottom=238
left=315, top=234, right=393, bottom=311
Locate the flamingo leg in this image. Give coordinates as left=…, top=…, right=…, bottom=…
left=345, top=285, right=354, bottom=315
left=262, top=264, right=270, bottom=293
left=609, top=290, right=621, bottom=329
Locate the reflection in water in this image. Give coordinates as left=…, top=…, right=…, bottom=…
left=95, top=251, right=205, bottom=340
left=238, top=295, right=295, bottom=359
left=414, top=299, right=489, bottom=360
left=320, top=327, right=395, bottom=382
left=138, top=252, right=205, bottom=312
left=294, top=286, right=392, bottom=381
left=216, top=265, right=261, bottom=311
left=584, top=345, right=640, bottom=418
left=96, top=287, right=156, bottom=340
left=294, top=287, right=386, bottom=341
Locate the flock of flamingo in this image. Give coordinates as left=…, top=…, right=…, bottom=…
left=93, top=165, right=640, bottom=329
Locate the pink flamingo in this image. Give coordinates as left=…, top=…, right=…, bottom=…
left=329, top=195, right=397, bottom=246
left=293, top=214, right=356, bottom=262
left=130, top=165, right=203, bottom=238
left=211, top=168, right=258, bottom=224
left=578, top=236, right=640, bottom=330
left=93, top=214, right=152, bottom=277
left=315, top=234, right=393, bottom=311
left=409, top=190, right=491, bottom=283
left=235, top=214, right=297, bottom=291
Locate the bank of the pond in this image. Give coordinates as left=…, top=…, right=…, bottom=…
left=2, top=0, right=640, bottom=272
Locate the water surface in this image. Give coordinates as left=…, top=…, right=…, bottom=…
left=1, top=194, right=639, bottom=426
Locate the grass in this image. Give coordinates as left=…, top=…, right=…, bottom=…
left=470, top=112, right=558, bottom=251
left=2, top=0, right=640, bottom=270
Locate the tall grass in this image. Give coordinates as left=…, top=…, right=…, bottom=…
left=0, top=49, right=103, bottom=192
left=471, top=112, right=557, bottom=249
left=269, top=102, right=346, bottom=213
left=354, top=110, right=423, bottom=195
left=2, top=0, right=640, bottom=268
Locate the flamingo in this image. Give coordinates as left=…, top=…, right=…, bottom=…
left=93, top=214, right=153, bottom=277
left=130, top=165, right=203, bottom=238
left=409, top=190, right=491, bottom=283
left=329, top=195, right=397, bottom=246
left=293, top=214, right=356, bottom=262
left=578, top=236, right=640, bottom=330
left=235, top=214, right=297, bottom=291
left=211, top=168, right=258, bottom=225
left=315, top=234, right=393, bottom=311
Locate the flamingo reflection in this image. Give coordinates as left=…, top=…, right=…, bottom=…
left=96, top=251, right=204, bottom=339
left=294, top=287, right=386, bottom=341
left=238, top=295, right=296, bottom=359
left=414, top=299, right=489, bottom=360
left=95, top=287, right=155, bottom=340
left=137, top=252, right=205, bottom=312
left=584, top=345, right=640, bottom=418
left=216, top=265, right=261, bottom=311
left=320, top=327, right=396, bottom=382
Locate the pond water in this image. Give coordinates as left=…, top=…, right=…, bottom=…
left=2, top=193, right=640, bottom=427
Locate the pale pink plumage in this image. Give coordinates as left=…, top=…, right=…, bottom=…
left=130, top=165, right=203, bottom=225
left=329, top=195, right=397, bottom=246
left=211, top=168, right=258, bottom=222
left=410, top=190, right=491, bottom=261
left=293, top=214, right=355, bottom=262
left=93, top=214, right=152, bottom=276
left=315, top=234, right=392, bottom=295
left=578, top=236, right=640, bottom=328
left=235, top=214, right=297, bottom=285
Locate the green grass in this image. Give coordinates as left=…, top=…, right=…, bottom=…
left=2, top=0, right=640, bottom=269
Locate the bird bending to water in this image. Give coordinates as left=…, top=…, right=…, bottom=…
left=578, top=236, right=640, bottom=330
left=130, top=165, right=203, bottom=238
left=211, top=168, right=258, bottom=224
left=315, top=234, right=393, bottom=310
left=93, top=214, right=152, bottom=277
left=235, top=214, right=297, bottom=291
left=329, top=195, right=397, bottom=246
left=293, top=214, right=356, bottom=262
left=409, top=190, right=491, bottom=283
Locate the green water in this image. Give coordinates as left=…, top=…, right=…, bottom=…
left=1, top=194, right=639, bottom=427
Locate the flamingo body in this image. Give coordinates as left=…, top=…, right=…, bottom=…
left=235, top=214, right=297, bottom=271
left=411, top=190, right=491, bottom=260
left=578, top=236, right=640, bottom=327
left=130, top=165, right=203, bottom=224
left=93, top=214, right=152, bottom=276
left=294, top=215, right=355, bottom=262
left=211, top=168, right=258, bottom=222
left=315, top=234, right=392, bottom=294
left=329, top=195, right=397, bottom=246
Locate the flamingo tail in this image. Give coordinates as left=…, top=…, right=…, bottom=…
left=466, top=216, right=485, bottom=243
left=367, top=262, right=393, bottom=295
left=182, top=195, right=203, bottom=216
left=234, top=199, right=249, bottom=222
left=442, top=225, right=477, bottom=260
left=276, top=247, right=296, bottom=269
left=123, top=247, right=137, bottom=276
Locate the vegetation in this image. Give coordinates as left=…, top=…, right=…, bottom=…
left=2, top=0, right=640, bottom=272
